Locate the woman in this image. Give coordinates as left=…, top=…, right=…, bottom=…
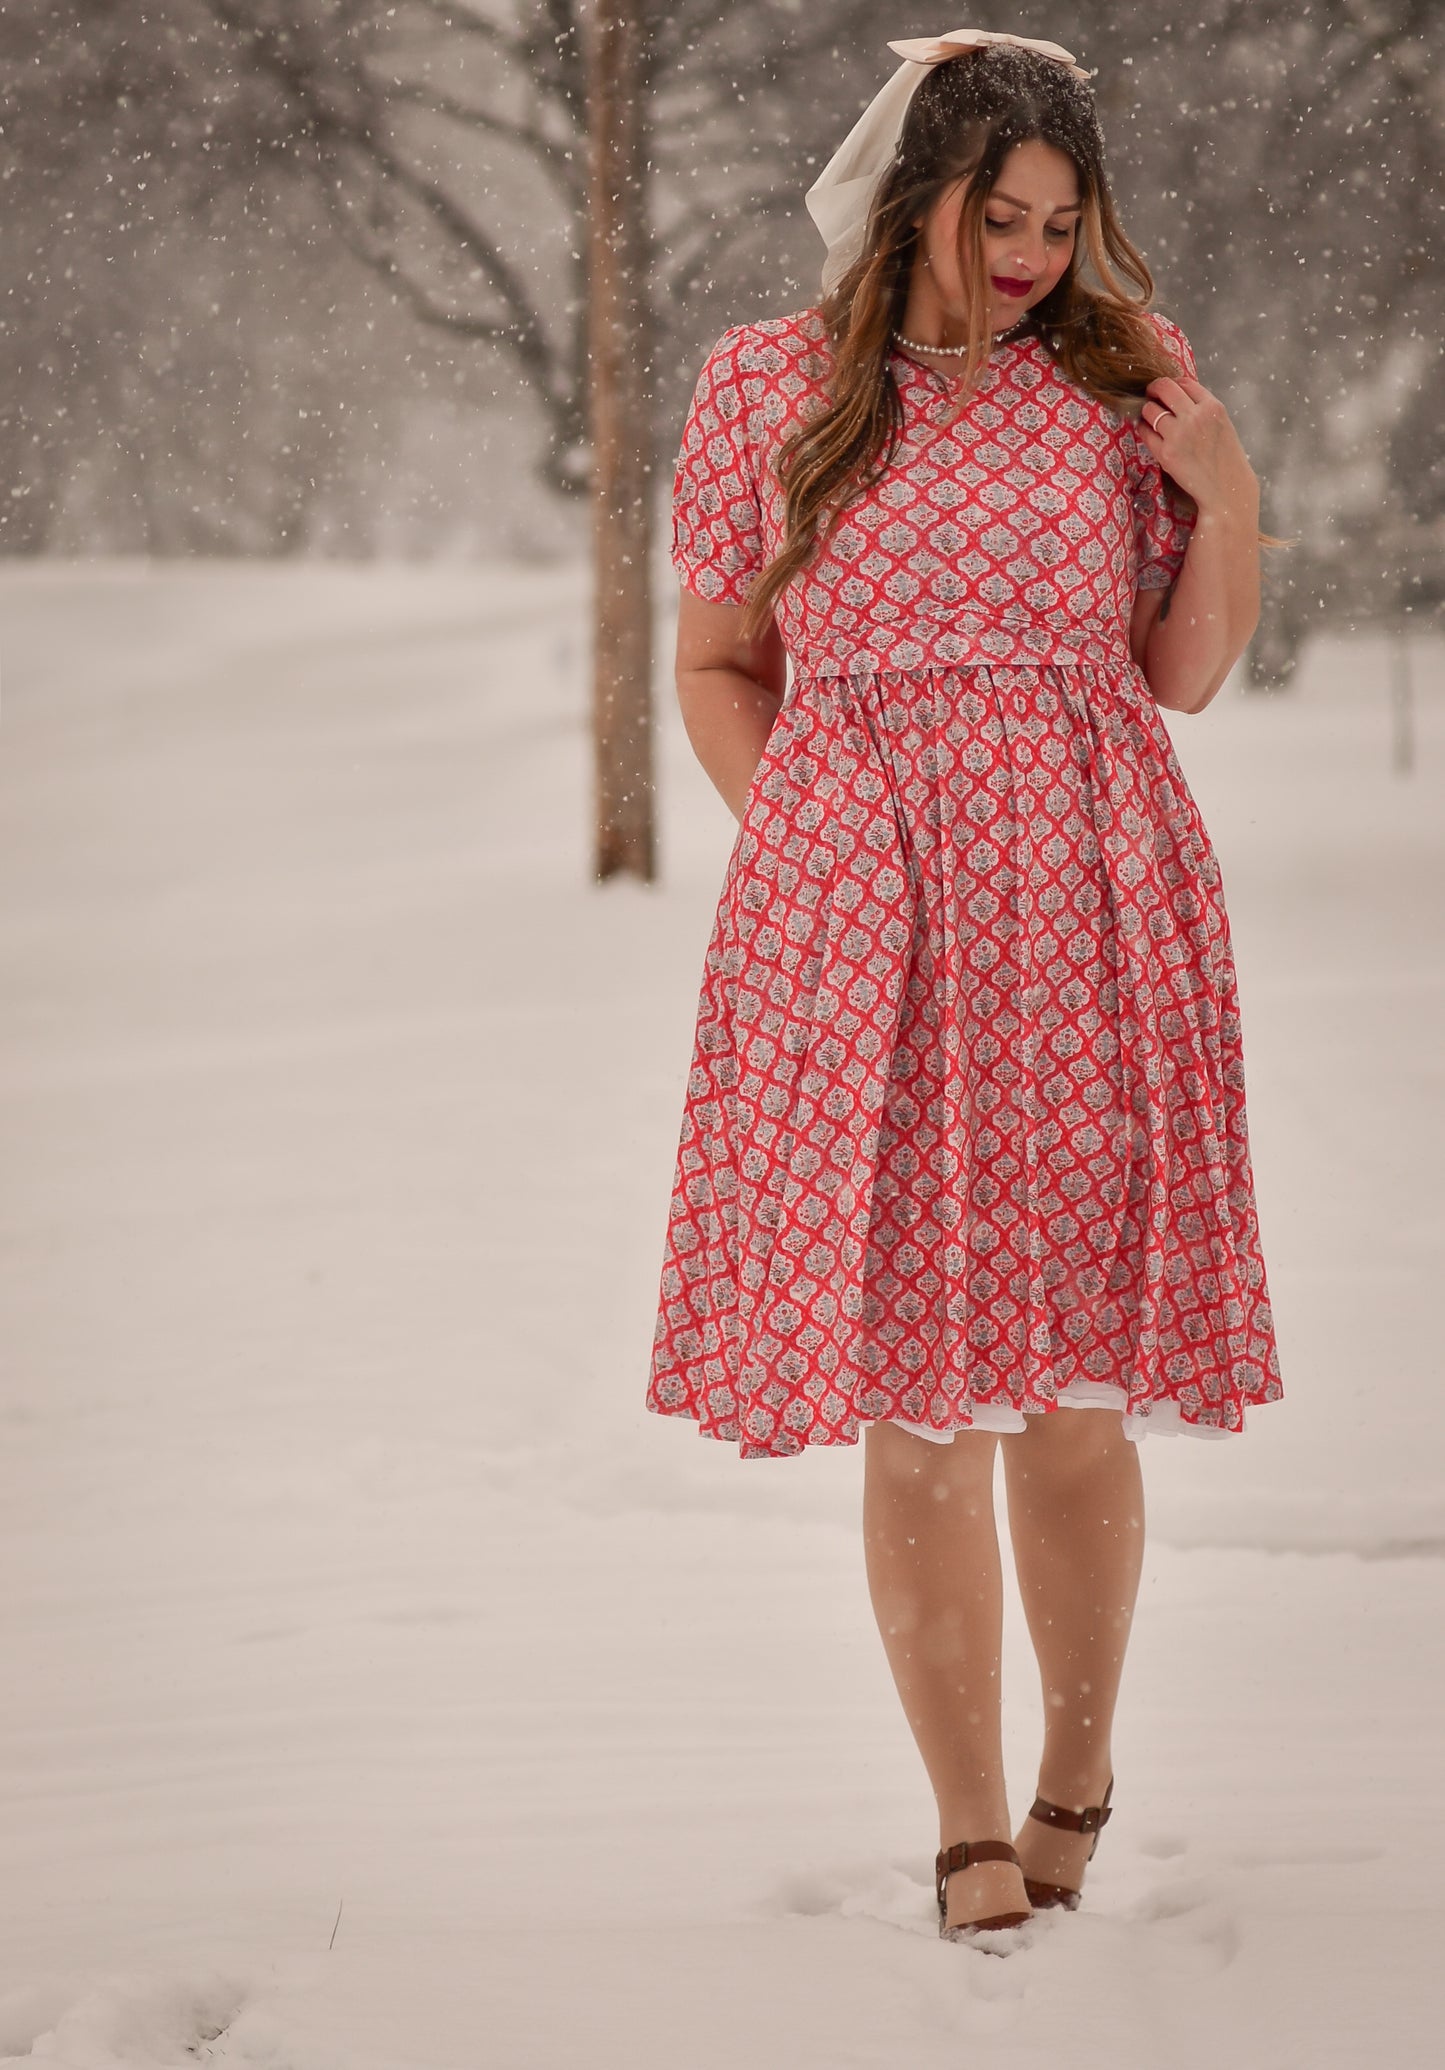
left=645, top=30, right=1284, bottom=1948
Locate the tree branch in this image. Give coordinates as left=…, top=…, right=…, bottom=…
left=659, top=191, right=798, bottom=300
left=404, top=0, right=524, bottom=64
left=378, top=73, right=584, bottom=201
left=202, top=1, right=570, bottom=399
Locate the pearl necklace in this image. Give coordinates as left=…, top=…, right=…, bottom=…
left=894, top=314, right=1030, bottom=356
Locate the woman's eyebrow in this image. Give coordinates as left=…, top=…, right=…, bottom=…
left=989, top=191, right=1083, bottom=215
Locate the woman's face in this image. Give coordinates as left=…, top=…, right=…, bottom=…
left=918, top=137, right=1081, bottom=331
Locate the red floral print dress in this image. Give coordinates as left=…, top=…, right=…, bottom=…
left=646, top=306, right=1284, bottom=1460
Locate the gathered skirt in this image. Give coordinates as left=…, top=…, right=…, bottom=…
left=647, top=658, right=1283, bottom=1461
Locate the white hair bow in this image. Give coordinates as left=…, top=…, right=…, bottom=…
left=804, top=29, right=1093, bottom=295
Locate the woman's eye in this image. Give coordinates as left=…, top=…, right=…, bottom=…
left=985, top=218, right=1073, bottom=240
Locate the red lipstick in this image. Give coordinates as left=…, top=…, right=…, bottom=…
left=991, top=276, right=1033, bottom=299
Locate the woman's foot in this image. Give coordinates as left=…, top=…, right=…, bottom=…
left=1011, top=1773, right=1113, bottom=1904
left=942, top=1855, right=1032, bottom=1932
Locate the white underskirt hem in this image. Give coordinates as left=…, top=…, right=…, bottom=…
left=872, top=1380, right=1239, bottom=1444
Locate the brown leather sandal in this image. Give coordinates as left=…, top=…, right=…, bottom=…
left=1020, top=1775, right=1114, bottom=1911
left=935, top=1839, right=1032, bottom=1944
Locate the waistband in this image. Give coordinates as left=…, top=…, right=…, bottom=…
left=788, top=635, right=1136, bottom=678
left=792, top=649, right=1137, bottom=682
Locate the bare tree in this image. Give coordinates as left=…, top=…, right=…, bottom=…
left=587, top=1, right=654, bottom=879
left=190, top=4, right=641, bottom=876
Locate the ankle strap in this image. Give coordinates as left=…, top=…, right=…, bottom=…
left=1027, top=1775, right=1114, bottom=1835
left=936, top=1840, right=1021, bottom=1875
left=935, top=1838, right=1020, bottom=1914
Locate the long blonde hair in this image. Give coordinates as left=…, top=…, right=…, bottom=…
left=740, top=47, right=1287, bottom=643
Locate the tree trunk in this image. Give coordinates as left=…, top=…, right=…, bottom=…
left=586, top=0, right=656, bottom=882
left=1245, top=584, right=1309, bottom=693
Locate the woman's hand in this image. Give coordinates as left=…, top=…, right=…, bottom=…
left=1135, top=374, right=1263, bottom=715
left=1137, top=373, right=1258, bottom=516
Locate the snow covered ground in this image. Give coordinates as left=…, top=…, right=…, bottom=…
left=0, top=561, right=1438, bottom=2066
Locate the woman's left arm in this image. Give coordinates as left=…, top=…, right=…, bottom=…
left=1132, top=372, right=1262, bottom=717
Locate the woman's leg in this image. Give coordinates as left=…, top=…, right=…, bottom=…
left=998, top=1405, right=1146, bottom=1893
left=862, top=1418, right=1029, bottom=1929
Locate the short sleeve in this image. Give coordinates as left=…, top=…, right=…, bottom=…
left=1131, top=312, right=1199, bottom=592
left=671, top=327, right=765, bottom=605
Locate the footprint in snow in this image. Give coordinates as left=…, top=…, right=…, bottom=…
left=0, top=1971, right=336, bottom=2069
left=1126, top=1875, right=1241, bottom=1973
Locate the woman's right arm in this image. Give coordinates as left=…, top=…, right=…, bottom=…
left=674, top=590, right=788, bottom=824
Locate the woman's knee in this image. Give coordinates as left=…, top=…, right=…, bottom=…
left=865, top=1417, right=1000, bottom=1491
left=1006, top=1405, right=1133, bottom=1478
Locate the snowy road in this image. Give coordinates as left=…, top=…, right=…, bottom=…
left=0, top=564, right=1438, bottom=2064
